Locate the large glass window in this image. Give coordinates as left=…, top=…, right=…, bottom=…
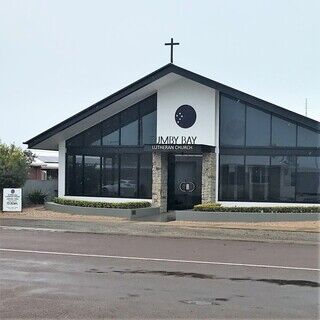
left=120, top=154, right=138, bottom=197
left=102, top=155, right=119, bottom=197
left=120, top=106, right=139, bottom=145
left=219, top=155, right=245, bottom=200
left=66, top=94, right=157, bottom=147
left=141, top=111, right=156, bottom=145
left=271, top=116, right=297, bottom=147
left=65, top=95, right=155, bottom=199
left=296, top=157, right=320, bottom=203
left=83, top=126, right=101, bottom=146
left=66, top=153, right=152, bottom=198
left=102, top=115, right=120, bottom=146
left=246, top=106, right=271, bottom=146
left=67, top=155, right=84, bottom=196
left=139, top=154, right=152, bottom=198
left=220, top=95, right=246, bottom=146
left=67, top=134, right=83, bottom=147
left=245, top=156, right=270, bottom=201
left=297, top=126, right=320, bottom=148
left=83, top=156, right=101, bottom=196
left=219, top=93, right=319, bottom=203
left=219, top=93, right=320, bottom=149
left=219, top=154, right=320, bottom=203
left=74, top=156, right=83, bottom=195
left=140, top=96, right=157, bottom=145
left=66, top=155, right=74, bottom=195
left=269, top=156, right=296, bottom=202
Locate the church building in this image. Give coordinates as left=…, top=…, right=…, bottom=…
left=25, top=63, right=320, bottom=212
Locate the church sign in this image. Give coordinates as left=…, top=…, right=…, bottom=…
left=156, top=136, right=197, bottom=144
left=2, top=188, right=22, bottom=212
left=151, top=144, right=195, bottom=151
left=145, top=135, right=214, bottom=153
left=149, top=135, right=198, bottom=152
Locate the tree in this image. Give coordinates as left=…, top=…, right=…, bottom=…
left=0, top=142, right=34, bottom=210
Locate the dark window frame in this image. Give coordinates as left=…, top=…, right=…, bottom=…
left=245, top=104, right=271, bottom=147
left=271, top=114, right=297, bottom=147
left=83, top=155, right=101, bottom=196
left=296, top=156, right=320, bottom=203
left=218, top=155, right=245, bottom=201
left=219, top=94, right=246, bottom=147
left=120, top=104, right=139, bottom=146
left=119, top=153, right=139, bottom=198
left=64, top=95, right=156, bottom=199
left=218, top=154, right=320, bottom=203
left=102, top=114, right=120, bottom=146
left=65, top=152, right=152, bottom=199
left=66, top=94, right=157, bottom=148
left=297, top=125, right=320, bottom=148
left=219, top=93, right=320, bottom=149
left=218, top=92, right=320, bottom=203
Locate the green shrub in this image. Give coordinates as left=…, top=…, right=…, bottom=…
left=28, top=190, right=47, bottom=204
left=194, top=203, right=221, bottom=211
left=53, top=197, right=151, bottom=209
left=0, top=141, right=34, bottom=210
left=193, top=203, right=320, bottom=213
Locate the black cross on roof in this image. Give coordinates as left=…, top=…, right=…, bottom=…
left=165, top=38, right=180, bottom=63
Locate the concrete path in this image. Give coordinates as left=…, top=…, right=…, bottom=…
left=1, top=217, right=319, bottom=244
left=0, top=229, right=319, bottom=319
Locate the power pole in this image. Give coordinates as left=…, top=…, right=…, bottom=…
left=305, top=98, right=308, bottom=117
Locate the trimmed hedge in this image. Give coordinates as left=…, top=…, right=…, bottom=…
left=194, top=203, right=320, bottom=213
left=53, top=197, right=151, bottom=209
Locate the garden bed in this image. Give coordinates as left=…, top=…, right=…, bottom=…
left=176, top=203, right=320, bottom=222
left=53, top=197, right=151, bottom=209
left=45, top=198, right=159, bottom=220
left=194, top=203, right=320, bottom=213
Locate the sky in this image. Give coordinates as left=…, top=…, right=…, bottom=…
left=0, top=0, right=319, bottom=151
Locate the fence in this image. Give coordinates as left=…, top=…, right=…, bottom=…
left=22, top=179, right=58, bottom=204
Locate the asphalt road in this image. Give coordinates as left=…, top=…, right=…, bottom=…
left=0, top=230, right=319, bottom=319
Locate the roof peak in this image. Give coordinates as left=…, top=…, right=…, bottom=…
left=25, top=63, right=319, bottom=149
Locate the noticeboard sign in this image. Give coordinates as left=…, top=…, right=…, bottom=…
left=2, top=188, right=22, bottom=212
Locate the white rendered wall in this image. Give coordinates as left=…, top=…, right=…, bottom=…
left=157, top=77, right=216, bottom=146
left=58, top=141, right=66, bottom=197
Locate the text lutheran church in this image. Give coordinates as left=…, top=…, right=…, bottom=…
left=25, top=63, right=320, bottom=212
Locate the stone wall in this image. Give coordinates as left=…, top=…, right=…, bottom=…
left=201, top=152, right=216, bottom=203
left=152, top=152, right=168, bottom=213
left=152, top=151, right=216, bottom=211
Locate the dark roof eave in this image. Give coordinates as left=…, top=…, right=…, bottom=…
left=24, top=63, right=320, bottom=148
left=24, top=63, right=175, bottom=148
left=171, top=65, right=320, bottom=130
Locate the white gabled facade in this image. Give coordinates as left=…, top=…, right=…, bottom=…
left=25, top=64, right=319, bottom=209
left=157, top=77, right=217, bottom=146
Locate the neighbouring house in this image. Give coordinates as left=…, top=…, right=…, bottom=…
left=28, top=155, right=58, bottom=180
left=24, top=64, right=320, bottom=211
left=23, top=153, right=59, bottom=203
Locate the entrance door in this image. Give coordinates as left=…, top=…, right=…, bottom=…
left=168, top=155, right=202, bottom=210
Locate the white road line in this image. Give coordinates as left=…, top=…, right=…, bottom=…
left=0, top=248, right=318, bottom=271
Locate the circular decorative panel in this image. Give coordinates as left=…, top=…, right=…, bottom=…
left=175, top=105, right=197, bottom=128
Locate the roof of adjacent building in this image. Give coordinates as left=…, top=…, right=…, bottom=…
left=24, top=63, right=320, bottom=149
left=30, top=154, right=59, bottom=169
left=37, top=155, right=58, bottom=163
